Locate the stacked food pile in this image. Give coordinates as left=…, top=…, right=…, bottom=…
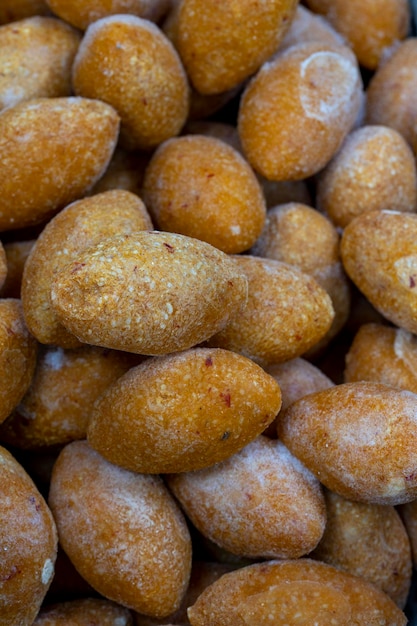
left=1, top=0, right=417, bottom=624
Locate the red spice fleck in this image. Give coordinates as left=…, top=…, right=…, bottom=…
left=405, top=472, right=417, bottom=482
left=70, top=262, right=86, bottom=274
left=1, top=565, right=20, bottom=582
left=29, top=495, right=41, bottom=512
left=220, top=391, right=231, bottom=407
left=206, top=172, right=215, bottom=179
left=245, top=492, right=253, bottom=500
left=205, top=356, right=213, bottom=367
left=163, top=242, right=175, bottom=253
left=410, top=275, right=416, bottom=288
left=295, top=334, right=302, bottom=341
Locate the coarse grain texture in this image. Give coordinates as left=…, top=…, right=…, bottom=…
left=317, top=126, right=417, bottom=228
left=0, top=240, right=7, bottom=290
left=45, top=0, right=170, bottom=30
left=0, top=17, right=81, bottom=112
left=311, top=489, right=412, bottom=608
left=345, top=323, right=417, bottom=392
left=33, top=597, right=134, bottom=625
left=161, top=0, right=240, bottom=119
left=398, top=499, right=417, bottom=567
left=72, top=15, right=189, bottom=151
left=263, top=357, right=333, bottom=437
left=0, top=0, right=50, bottom=24
left=238, top=41, right=364, bottom=181
left=143, top=135, right=266, bottom=254
left=365, top=38, right=417, bottom=145
left=181, top=121, right=313, bottom=208
left=278, top=381, right=417, bottom=505
left=252, top=203, right=340, bottom=274
left=0, top=240, right=34, bottom=299
left=0, top=445, right=58, bottom=626
left=167, top=436, right=326, bottom=559
left=266, top=358, right=334, bottom=410
left=341, top=210, right=417, bottom=335
left=304, top=0, right=410, bottom=69
left=88, top=347, right=281, bottom=473
left=278, top=4, right=347, bottom=52
left=0, top=299, right=37, bottom=424
left=134, top=561, right=237, bottom=626
left=50, top=231, right=248, bottom=356
left=187, top=558, right=407, bottom=625
left=175, top=0, right=298, bottom=95
left=21, top=189, right=152, bottom=348
left=208, top=255, right=334, bottom=366
left=0, top=97, right=120, bottom=231
left=0, top=345, right=140, bottom=450
left=49, top=441, right=192, bottom=618
left=251, top=202, right=350, bottom=350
